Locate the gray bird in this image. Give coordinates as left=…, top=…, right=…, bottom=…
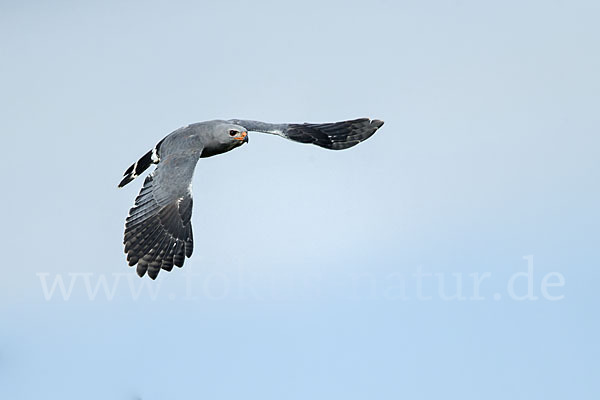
left=119, top=118, right=384, bottom=279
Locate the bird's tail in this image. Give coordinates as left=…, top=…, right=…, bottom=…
left=118, top=139, right=164, bottom=188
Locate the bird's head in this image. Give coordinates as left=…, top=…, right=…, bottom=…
left=224, top=124, right=249, bottom=145
left=201, top=122, right=249, bottom=158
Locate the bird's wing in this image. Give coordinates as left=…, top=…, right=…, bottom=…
left=123, top=151, right=200, bottom=280
left=228, top=118, right=384, bottom=150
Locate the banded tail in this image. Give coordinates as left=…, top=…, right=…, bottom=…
left=118, top=139, right=164, bottom=188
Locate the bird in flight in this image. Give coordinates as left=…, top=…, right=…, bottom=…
left=119, top=118, right=384, bottom=279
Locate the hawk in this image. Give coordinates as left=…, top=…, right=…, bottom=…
left=119, top=118, right=384, bottom=279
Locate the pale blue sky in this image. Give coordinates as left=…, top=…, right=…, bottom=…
left=1, top=1, right=599, bottom=399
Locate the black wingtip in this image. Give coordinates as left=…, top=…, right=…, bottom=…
left=118, top=176, right=133, bottom=188
left=136, top=264, right=147, bottom=278
left=371, top=119, right=384, bottom=128
left=286, top=117, right=385, bottom=150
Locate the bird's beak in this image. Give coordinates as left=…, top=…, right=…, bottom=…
left=234, top=131, right=249, bottom=143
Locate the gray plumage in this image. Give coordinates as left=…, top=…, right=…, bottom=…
left=119, top=118, right=384, bottom=279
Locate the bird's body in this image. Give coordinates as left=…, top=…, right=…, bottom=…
left=119, top=118, right=384, bottom=279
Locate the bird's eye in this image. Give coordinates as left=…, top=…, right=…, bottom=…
left=229, top=130, right=238, bottom=136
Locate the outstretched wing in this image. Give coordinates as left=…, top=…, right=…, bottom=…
left=228, top=118, right=383, bottom=150
left=123, top=152, right=200, bottom=280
